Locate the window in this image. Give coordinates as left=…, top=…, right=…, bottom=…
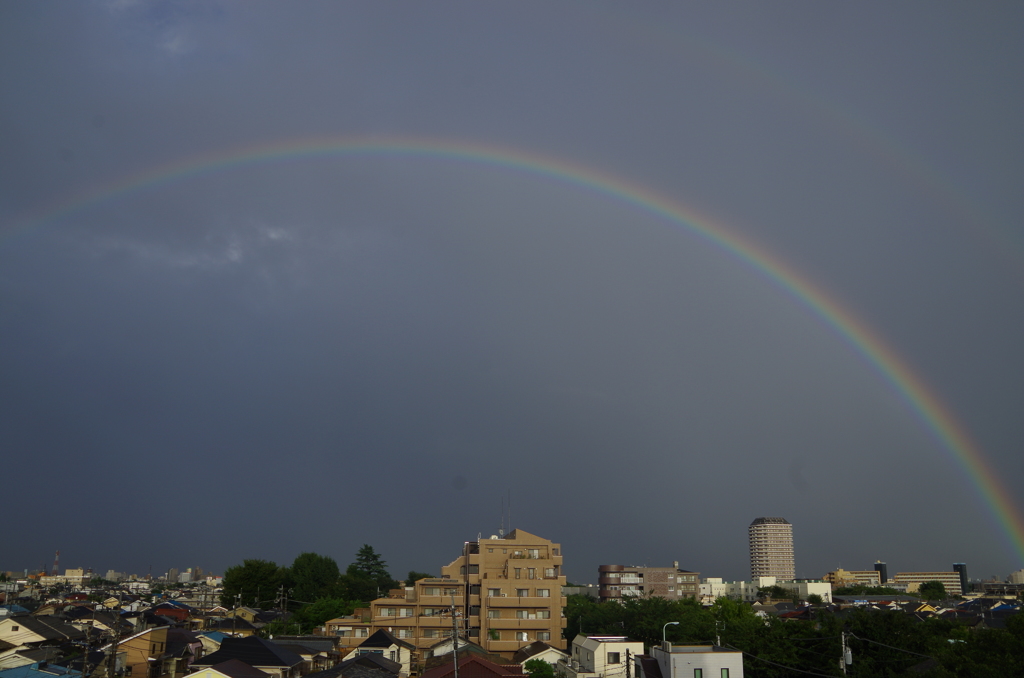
left=528, top=549, right=540, bottom=558
left=422, top=607, right=443, bottom=616
left=607, top=653, right=620, bottom=664
left=537, top=632, right=550, bottom=641
left=503, top=549, right=507, bottom=554
left=516, top=632, right=528, bottom=641
left=400, top=608, right=414, bottom=617
left=515, top=568, right=521, bottom=579
left=693, top=671, right=702, bottom=678
left=444, top=588, right=459, bottom=596
left=668, top=586, right=675, bottom=591
left=397, top=629, right=414, bottom=639
left=536, top=610, right=550, bottom=619
left=516, top=589, right=529, bottom=597
left=488, top=588, right=501, bottom=597
left=424, top=587, right=440, bottom=596
left=516, top=609, right=528, bottom=619
left=389, top=651, right=397, bottom=661
left=469, top=565, right=479, bottom=574
left=545, top=568, right=556, bottom=578
left=528, top=568, right=536, bottom=579
left=553, top=548, right=559, bottom=556
left=381, top=608, right=396, bottom=617
left=721, top=671, right=729, bottom=678
left=537, top=589, right=550, bottom=597
left=11, top=626, right=19, bottom=632
left=356, top=628, right=369, bottom=637
left=488, top=610, right=501, bottom=619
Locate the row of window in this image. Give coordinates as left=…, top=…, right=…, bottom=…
left=485, top=548, right=559, bottom=558
left=692, top=670, right=729, bottom=678
left=486, top=609, right=551, bottom=619
left=487, top=588, right=552, bottom=597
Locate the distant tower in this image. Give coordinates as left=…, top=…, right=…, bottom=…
left=51, top=550, right=60, bottom=576
left=874, top=561, right=888, bottom=585
left=749, top=517, right=795, bottom=579
left=953, top=563, right=968, bottom=595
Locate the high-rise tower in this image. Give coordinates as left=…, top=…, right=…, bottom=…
left=749, top=517, right=795, bottom=579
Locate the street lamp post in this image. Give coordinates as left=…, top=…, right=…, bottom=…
left=662, top=621, right=679, bottom=648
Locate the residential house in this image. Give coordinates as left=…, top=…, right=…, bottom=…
left=635, top=644, right=744, bottom=678
left=303, top=653, right=401, bottom=678
left=190, top=637, right=304, bottom=678
left=102, top=626, right=173, bottom=678
left=343, top=632, right=413, bottom=677
left=511, top=642, right=566, bottom=668
left=418, top=655, right=523, bottom=678
left=0, top=661, right=82, bottom=678
left=0, top=617, right=85, bottom=649
left=182, top=659, right=270, bottom=678
left=559, top=636, right=643, bottom=678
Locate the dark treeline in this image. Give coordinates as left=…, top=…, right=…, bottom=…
left=219, top=545, right=433, bottom=635
left=566, top=595, right=1023, bottom=677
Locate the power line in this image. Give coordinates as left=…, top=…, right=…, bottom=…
left=722, top=644, right=841, bottom=678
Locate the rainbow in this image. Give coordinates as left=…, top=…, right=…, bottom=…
left=6, top=136, right=1024, bottom=563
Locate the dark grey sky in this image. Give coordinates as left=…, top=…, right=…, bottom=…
left=2, top=2, right=1023, bottom=585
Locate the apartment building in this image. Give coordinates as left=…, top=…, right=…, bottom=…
left=892, top=572, right=962, bottom=597
left=748, top=518, right=794, bottom=580
left=364, top=529, right=566, bottom=660
left=821, top=569, right=881, bottom=588
left=597, top=564, right=699, bottom=601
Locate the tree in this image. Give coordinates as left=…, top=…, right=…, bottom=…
left=806, top=593, right=824, bottom=606
left=221, top=559, right=288, bottom=607
left=406, top=571, right=434, bottom=586
left=342, top=545, right=399, bottom=603
left=290, top=552, right=342, bottom=604
left=524, top=660, right=555, bottom=678
left=918, top=581, right=947, bottom=600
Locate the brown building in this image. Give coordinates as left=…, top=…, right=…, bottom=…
left=597, top=563, right=699, bottom=601
left=821, top=569, right=881, bottom=588
left=362, top=529, right=566, bottom=660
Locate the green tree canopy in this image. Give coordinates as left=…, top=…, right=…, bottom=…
left=918, top=581, right=947, bottom=600
left=523, top=660, right=555, bottom=678
left=290, top=552, right=342, bottom=603
left=221, top=559, right=288, bottom=607
left=406, top=571, right=434, bottom=586
left=342, top=545, right=399, bottom=603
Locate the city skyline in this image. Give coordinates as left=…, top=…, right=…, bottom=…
left=2, top=4, right=1023, bottom=583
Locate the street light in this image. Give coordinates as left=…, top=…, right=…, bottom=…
left=662, top=621, right=679, bottom=646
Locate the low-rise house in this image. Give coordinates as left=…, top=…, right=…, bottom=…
left=0, top=617, right=85, bottom=648
left=511, top=642, right=566, bottom=668
left=183, top=659, right=271, bottom=678
left=303, top=653, right=401, bottom=678
left=635, top=643, right=743, bottom=678
left=190, top=636, right=304, bottom=678
left=0, top=661, right=82, bottom=678
left=101, top=626, right=173, bottom=678
left=559, top=636, right=643, bottom=678
left=343, top=632, right=413, bottom=677
left=419, top=655, right=522, bottom=678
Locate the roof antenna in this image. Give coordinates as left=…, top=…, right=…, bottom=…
left=499, top=495, right=505, bottom=537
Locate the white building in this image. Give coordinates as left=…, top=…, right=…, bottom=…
left=1007, top=569, right=1024, bottom=585
left=559, top=635, right=644, bottom=678
left=699, top=577, right=831, bottom=603
left=636, top=643, right=743, bottom=678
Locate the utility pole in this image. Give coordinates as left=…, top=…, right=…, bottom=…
left=840, top=632, right=852, bottom=675
left=450, top=593, right=460, bottom=678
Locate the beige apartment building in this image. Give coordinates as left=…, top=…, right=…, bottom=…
left=822, top=569, right=881, bottom=588
left=363, top=529, right=566, bottom=659
left=892, top=571, right=962, bottom=597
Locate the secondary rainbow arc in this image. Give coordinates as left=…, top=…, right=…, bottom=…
left=7, top=135, right=1023, bottom=564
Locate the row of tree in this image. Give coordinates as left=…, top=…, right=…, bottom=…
left=565, top=594, right=1023, bottom=677
left=219, top=546, right=433, bottom=634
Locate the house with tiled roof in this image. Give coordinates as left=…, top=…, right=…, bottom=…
left=419, top=655, right=522, bottom=678
left=344, top=631, right=414, bottom=677
left=183, top=659, right=271, bottom=678
left=190, top=636, right=304, bottom=678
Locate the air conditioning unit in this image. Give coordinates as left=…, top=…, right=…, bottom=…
left=501, top=593, right=507, bottom=597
